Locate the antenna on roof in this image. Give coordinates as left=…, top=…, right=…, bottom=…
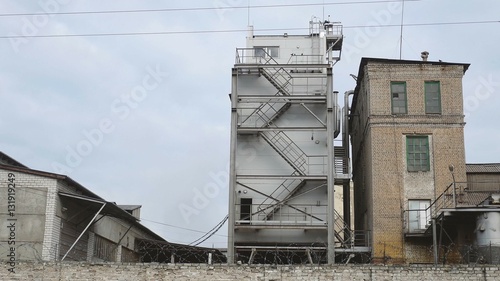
left=322, top=0, right=325, bottom=22
left=247, top=0, right=250, bottom=26
left=399, top=0, right=405, bottom=59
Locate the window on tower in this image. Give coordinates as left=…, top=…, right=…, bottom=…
left=406, top=136, right=430, bottom=172
left=425, top=81, right=441, bottom=114
left=254, top=46, right=279, bottom=60
left=391, top=81, right=407, bottom=114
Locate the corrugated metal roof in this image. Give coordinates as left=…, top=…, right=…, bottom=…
left=466, top=163, right=500, bottom=173
left=0, top=151, right=27, bottom=168
left=118, top=205, right=141, bottom=211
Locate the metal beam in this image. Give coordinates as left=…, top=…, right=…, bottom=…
left=227, top=68, right=239, bottom=264
left=238, top=95, right=326, bottom=100
left=248, top=248, right=256, bottom=265
left=235, top=245, right=326, bottom=250
left=300, top=103, right=326, bottom=126
left=236, top=181, right=326, bottom=222
left=61, top=202, right=106, bottom=261
left=234, top=224, right=327, bottom=230
left=236, top=182, right=324, bottom=222
left=432, top=218, right=438, bottom=265
left=237, top=175, right=327, bottom=180
left=306, top=248, right=314, bottom=264
left=237, top=127, right=327, bottom=132
left=326, top=67, right=335, bottom=264
left=238, top=99, right=325, bottom=104
left=235, top=63, right=330, bottom=68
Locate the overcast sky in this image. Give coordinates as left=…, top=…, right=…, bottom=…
left=1, top=0, right=499, bottom=248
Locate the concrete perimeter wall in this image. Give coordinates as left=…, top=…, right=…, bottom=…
left=2, top=263, right=500, bottom=281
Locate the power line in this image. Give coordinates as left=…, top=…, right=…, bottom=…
left=141, top=218, right=228, bottom=238
left=189, top=215, right=228, bottom=246
left=345, top=20, right=500, bottom=29
left=0, top=0, right=420, bottom=17
left=0, top=20, right=497, bottom=39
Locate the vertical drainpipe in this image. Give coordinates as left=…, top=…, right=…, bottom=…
left=227, top=68, right=238, bottom=264
left=326, top=67, right=336, bottom=264
left=343, top=90, right=354, bottom=242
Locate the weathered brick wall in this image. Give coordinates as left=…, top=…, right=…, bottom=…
left=350, top=61, right=468, bottom=264
left=2, top=263, right=499, bottom=281
left=0, top=169, right=52, bottom=262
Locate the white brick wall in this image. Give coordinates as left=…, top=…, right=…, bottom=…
left=1, top=263, right=498, bottom=281
left=41, top=180, right=59, bottom=261
left=0, top=169, right=53, bottom=262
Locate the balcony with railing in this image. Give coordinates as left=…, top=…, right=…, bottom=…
left=235, top=203, right=327, bottom=228
left=235, top=48, right=330, bottom=66
left=405, top=182, right=500, bottom=236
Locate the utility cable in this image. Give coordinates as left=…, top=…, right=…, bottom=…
left=189, top=215, right=228, bottom=246
left=0, top=20, right=497, bottom=39
left=0, top=0, right=420, bottom=17
left=141, top=218, right=228, bottom=238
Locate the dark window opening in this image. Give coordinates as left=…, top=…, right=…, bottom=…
left=240, top=198, right=252, bottom=224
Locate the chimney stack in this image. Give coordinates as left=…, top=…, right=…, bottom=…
left=421, top=51, right=429, bottom=61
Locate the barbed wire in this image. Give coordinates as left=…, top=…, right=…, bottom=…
left=3, top=240, right=500, bottom=265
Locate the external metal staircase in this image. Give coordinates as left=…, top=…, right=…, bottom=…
left=252, top=63, right=309, bottom=219
left=406, top=181, right=498, bottom=237
left=246, top=59, right=350, bottom=238
left=239, top=66, right=292, bottom=128
left=236, top=50, right=355, bottom=248
left=260, top=131, right=307, bottom=175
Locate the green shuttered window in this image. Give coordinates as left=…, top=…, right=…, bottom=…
left=407, top=136, right=430, bottom=172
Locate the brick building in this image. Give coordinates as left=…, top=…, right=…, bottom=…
left=349, top=57, right=470, bottom=263
left=0, top=152, right=225, bottom=264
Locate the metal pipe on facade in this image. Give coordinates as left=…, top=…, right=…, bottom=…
left=326, top=68, right=336, bottom=264
left=343, top=90, right=354, bottom=158
left=343, top=90, right=354, bottom=141
left=432, top=218, right=438, bottom=265
left=449, top=165, right=457, bottom=208
left=227, top=68, right=239, bottom=264
left=342, top=90, right=354, bottom=237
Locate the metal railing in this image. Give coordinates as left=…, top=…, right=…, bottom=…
left=287, top=54, right=325, bottom=65
left=309, top=20, right=343, bottom=37
left=323, top=22, right=343, bottom=37
left=235, top=48, right=279, bottom=65
left=235, top=203, right=327, bottom=226
left=427, top=182, right=495, bottom=220
left=405, top=182, right=500, bottom=234
left=236, top=48, right=330, bottom=66
left=307, top=155, right=328, bottom=175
